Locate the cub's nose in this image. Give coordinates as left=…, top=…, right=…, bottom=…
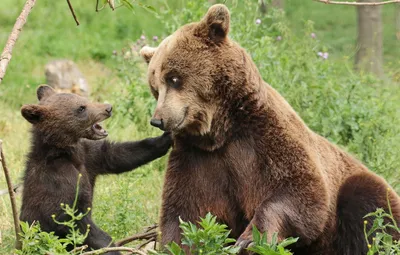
left=150, top=118, right=164, bottom=130
left=105, top=104, right=113, bottom=115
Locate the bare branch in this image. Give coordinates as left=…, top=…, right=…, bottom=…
left=0, top=0, right=36, bottom=83
left=80, top=247, right=147, bottom=255
left=115, top=227, right=158, bottom=247
left=71, top=244, right=89, bottom=253
left=0, top=140, right=21, bottom=249
left=66, top=0, right=80, bottom=26
left=313, top=0, right=400, bottom=5
left=96, top=0, right=106, bottom=12
left=0, top=182, right=22, bottom=196
left=137, top=237, right=156, bottom=250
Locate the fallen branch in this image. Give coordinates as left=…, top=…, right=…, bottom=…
left=137, top=237, right=156, bottom=250
left=313, top=0, right=400, bottom=5
left=0, top=140, right=21, bottom=249
left=66, top=0, right=80, bottom=25
left=80, top=247, right=147, bottom=255
left=115, top=225, right=158, bottom=247
left=0, top=0, right=36, bottom=83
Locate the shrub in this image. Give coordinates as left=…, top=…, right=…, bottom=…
left=16, top=174, right=91, bottom=255
left=364, top=189, right=400, bottom=254
left=151, top=213, right=298, bottom=255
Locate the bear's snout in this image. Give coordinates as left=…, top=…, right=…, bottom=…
left=150, top=118, right=164, bottom=130
left=105, top=104, right=112, bottom=116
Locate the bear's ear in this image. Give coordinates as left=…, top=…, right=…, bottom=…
left=21, top=105, right=47, bottom=124
left=197, top=4, right=230, bottom=44
left=37, top=85, right=56, bottom=101
left=140, top=46, right=157, bottom=64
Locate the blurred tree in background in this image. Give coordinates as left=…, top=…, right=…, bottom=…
left=355, top=0, right=384, bottom=77
left=396, top=3, right=400, bottom=40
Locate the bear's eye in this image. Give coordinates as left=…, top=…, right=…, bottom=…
left=77, top=106, right=86, bottom=113
left=166, top=76, right=181, bottom=89
left=150, top=86, right=159, bottom=100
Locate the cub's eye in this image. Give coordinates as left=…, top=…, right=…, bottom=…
left=77, top=106, right=86, bottom=113
left=166, top=76, right=181, bottom=88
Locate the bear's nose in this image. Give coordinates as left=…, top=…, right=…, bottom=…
left=150, top=118, right=164, bottom=130
left=105, top=104, right=113, bottom=115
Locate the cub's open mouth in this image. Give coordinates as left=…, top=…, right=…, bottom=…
left=92, top=122, right=108, bottom=137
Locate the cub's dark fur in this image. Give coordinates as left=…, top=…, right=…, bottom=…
left=20, top=85, right=172, bottom=254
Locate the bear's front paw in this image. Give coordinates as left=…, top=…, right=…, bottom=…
left=235, top=233, right=254, bottom=253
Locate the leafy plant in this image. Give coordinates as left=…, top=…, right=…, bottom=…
left=16, top=221, right=70, bottom=255
left=16, top=174, right=91, bottom=254
left=247, top=226, right=298, bottom=255
left=153, top=212, right=240, bottom=255
left=364, top=188, right=400, bottom=255
left=152, top=213, right=298, bottom=255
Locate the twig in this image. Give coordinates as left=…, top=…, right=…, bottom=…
left=96, top=0, right=106, bottom=12
left=80, top=247, right=147, bottom=255
left=66, top=0, right=80, bottom=26
left=71, top=244, right=89, bottom=253
left=115, top=229, right=157, bottom=246
left=143, top=224, right=158, bottom=233
left=0, top=182, right=22, bottom=196
left=313, top=0, right=400, bottom=5
left=137, top=237, right=156, bottom=249
left=0, top=140, right=21, bottom=249
left=0, top=0, right=36, bottom=83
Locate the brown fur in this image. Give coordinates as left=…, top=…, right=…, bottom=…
left=20, top=85, right=172, bottom=254
left=140, top=4, right=400, bottom=255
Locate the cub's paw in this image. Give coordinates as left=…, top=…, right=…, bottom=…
left=159, top=131, right=173, bottom=151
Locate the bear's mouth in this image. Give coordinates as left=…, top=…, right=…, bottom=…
left=91, top=122, right=108, bottom=137
left=174, top=106, right=189, bottom=131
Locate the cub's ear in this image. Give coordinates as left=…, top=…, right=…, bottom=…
left=140, top=46, right=157, bottom=64
left=37, top=84, right=56, bottom=101
left=197, top=4, right=230, bottom=44
left=21, top=105, right=47, bottom=124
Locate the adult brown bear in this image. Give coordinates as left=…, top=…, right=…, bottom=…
left=140, top=4, right=400, bottom=255
left=20, top=85, right=172, bottom=254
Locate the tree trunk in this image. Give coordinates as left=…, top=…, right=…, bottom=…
left=396, top=3, right=400, bottom=40
left=355, top=0, right=384, bottom=77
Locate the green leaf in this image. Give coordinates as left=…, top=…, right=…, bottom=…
left=121, top=0, right=134, bottom=11
left=137, top=3, right=157, bottom=13
left=252, top=225, right=261, bottom=244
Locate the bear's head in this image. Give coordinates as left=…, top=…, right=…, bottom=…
left=140, top=4, right=264, bottom=151
left=21, top=85, right=112, bottom=147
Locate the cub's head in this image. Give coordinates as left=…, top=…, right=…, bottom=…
left=140, top=4, right=249, bottom=140
left=21, top=85, right=112, bottom=146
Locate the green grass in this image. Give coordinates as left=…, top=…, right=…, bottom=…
left=0, top=0, right=399, bottom=254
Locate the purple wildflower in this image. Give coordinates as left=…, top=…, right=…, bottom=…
left=311, top=33, right=316, bottom=39
left=276, top=36, right=282, bottom=41
left=255, top=19, right=261, bottom=25
left=140, top=35, right=146, bottom=40
left=322, top=52, right=329, bottom=59
left=317, top=52, right=323, bottom=57
left=153, top=36, right=158, bottom=41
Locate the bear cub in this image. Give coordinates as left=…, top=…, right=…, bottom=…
left=19, top=85, right=172, bottom=254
